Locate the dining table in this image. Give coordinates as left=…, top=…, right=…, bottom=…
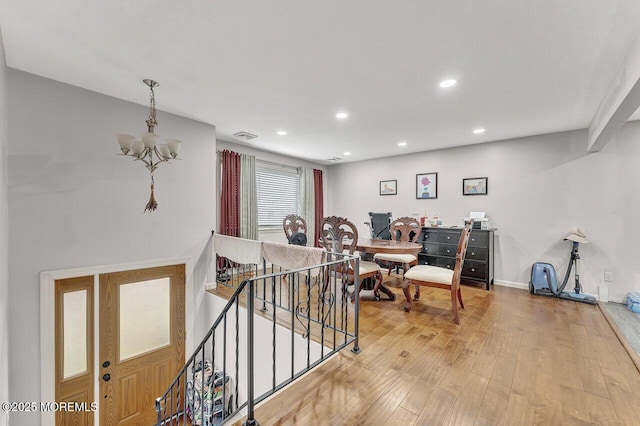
left=355, top=238, right=422, bottom=256
left=352, top=238, right=422, bottom=300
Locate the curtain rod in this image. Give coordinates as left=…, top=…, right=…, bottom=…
left=216, top=150, right=300, bottom=171
left=257, top=159, right=299, bottom=171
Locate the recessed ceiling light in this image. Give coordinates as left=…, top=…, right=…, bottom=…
left=276, top=130, right=287, bottom=136
left=439, top=79, right=457, bottom=88
left=336, top=112, right=349, bottom=119
left=398, top=141, right=407, bottom=147
left=343, top=151, right=351, bottom=156
left=473, top=128, right=486, bottom=134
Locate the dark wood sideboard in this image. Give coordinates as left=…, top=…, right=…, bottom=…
left=418, top=226, right=495, bottom=290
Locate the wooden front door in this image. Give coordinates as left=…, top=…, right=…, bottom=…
left=99, top=264, right=185, bottom=425
left=55, top=276, right=95, bottom=426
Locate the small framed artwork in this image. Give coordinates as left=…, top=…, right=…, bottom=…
left=416, top=172, right=438, bottom=199
left=379, top=179, right=397, bottom=196
left=462, top=177, right=488, bottom=195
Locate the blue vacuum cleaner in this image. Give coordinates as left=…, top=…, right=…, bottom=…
left=530, top=229, right=597, bottom=305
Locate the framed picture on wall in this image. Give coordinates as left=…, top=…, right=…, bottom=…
left=462, top=177, right=488, bottom=195
left=379, top=180, right=397, bottom=195
left=416, top=172, right=438, bottom=199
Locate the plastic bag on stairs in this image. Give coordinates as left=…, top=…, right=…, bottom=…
left=186, top=360, right=234, bottom=426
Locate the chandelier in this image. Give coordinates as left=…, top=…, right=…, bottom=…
left=116, top=79, right=182, bottom=212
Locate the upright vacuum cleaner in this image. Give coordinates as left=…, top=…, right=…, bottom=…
left=529, top=229, right=597, bottom=305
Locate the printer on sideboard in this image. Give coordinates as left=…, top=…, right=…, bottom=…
left=463, top=211, right=491, bottom=230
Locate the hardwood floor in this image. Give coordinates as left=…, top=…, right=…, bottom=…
left=228, top=276, right=640, bottom=426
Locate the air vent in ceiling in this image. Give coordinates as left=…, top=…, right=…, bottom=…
left=233, top=131, right=258, bottom=140
left=327, top=157, right=342, bottom=162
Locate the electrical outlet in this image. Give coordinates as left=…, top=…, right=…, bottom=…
left=604, top=270, right=614, bottom=282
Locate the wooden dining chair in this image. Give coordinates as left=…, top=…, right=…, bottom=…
left=374, top=216, right=421, bottom=276
left=402, top=220, right=474, bottom=324
left=283, top=214, right=307, bottom=245
left=319, top=216, right=383, bottom=300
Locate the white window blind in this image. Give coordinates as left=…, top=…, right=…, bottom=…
left=256, top=164, right=298, bottom=227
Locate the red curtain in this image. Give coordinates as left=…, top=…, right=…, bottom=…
left=220, top=150, right=241, bottom=237
left=313, top=169, right=324, bottom=247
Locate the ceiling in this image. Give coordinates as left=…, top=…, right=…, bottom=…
left=2, top=1, right=640, bottom=165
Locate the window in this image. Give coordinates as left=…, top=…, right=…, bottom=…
left=256, top=163, right=298, bottom=228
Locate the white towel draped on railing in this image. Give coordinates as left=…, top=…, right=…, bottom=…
left=262, top=242, right=325, bottom=271
left=214, top=234, right=263, bottom=265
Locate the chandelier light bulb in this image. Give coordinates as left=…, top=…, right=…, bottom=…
left=131, top=140, right=145, bottom=157
left=166, top=139, right=183, bottom=157
left=158, top=144, right=171, bottom=159
left=141, top=132, right=159, bottom=149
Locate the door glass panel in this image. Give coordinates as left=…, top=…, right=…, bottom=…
left=63, top=290, right=87, bottom=379
left=119, top=278, right=171, bottom=361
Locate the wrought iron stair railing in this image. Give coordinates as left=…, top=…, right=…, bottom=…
left=155, top=252, right=361, bottom=426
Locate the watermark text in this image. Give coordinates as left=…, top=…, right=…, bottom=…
left=2, top=401, right=97, bottom=412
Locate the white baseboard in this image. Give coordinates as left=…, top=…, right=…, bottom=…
left=494, top=279, right=529, bottom=291
left=494, top=279, right=600, bottom=301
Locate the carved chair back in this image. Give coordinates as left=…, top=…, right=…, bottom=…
left=389, top=217, right=421, bottom=243
left=451, top=220, right=474, bottom=285
left=319, top=216, right=358, bottom=256
left=283, top=214, right=307, bottom=241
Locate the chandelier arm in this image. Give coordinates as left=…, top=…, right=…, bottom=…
left=153, top=146, right=169, bottom=163
left=132, top=155, right=153, bottom=169
left=145, top=159, right=158, bottom=174
left=126, top=145, right=172, bottom=174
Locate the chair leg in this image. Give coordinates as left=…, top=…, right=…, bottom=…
left=457, top=288, right=464, bottom=309
left=451, top=290, right=460, bottom=324
left=413, top=284, right=420, bottom=301
left=387, top=265, right=392, bottom=276
left=402, top=279, right=413, bottom=312
left=373, top=274, right=381, bottom=300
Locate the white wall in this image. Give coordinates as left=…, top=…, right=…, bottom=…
left=216, top=140, right=328, bottom=244
left=0, top=28, right=10, bottom=426
left=7, top=71, right=217, bottom=425
left=327, top=126, right=640, bottom=303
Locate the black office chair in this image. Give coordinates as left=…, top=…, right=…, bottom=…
left=365, top=212, right=392, bottom=240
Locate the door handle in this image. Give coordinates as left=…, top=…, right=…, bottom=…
left=102, top=373, right=111, bottom=382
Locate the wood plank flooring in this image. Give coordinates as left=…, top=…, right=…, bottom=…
left=228, top=277, right=640, bottom=425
